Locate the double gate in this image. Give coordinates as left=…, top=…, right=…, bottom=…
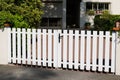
left=8, top=28, right=116, bottom=73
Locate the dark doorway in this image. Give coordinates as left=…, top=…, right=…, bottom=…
left=66, top=0, right=81, bottom=28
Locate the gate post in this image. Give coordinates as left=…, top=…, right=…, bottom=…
left=115, top=32, right=120, bottom=75
left=0, top=28, right=9, bottom=65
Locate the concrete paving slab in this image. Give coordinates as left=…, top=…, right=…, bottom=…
left=0, top=65, right=120, bottom=80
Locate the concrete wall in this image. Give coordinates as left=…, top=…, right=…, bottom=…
left=42, top=2, right=62, bottom=18
left=0, top=28, right=9, bottom=65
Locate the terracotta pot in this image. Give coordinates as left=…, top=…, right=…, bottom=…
left=113, top=27, right=120, bottom=31
left=4, top=23, right=10, bottom=27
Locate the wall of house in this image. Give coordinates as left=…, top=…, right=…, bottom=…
left=80, top=0, right=120, bottom=28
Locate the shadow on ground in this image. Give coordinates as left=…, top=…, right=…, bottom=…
left=0, top=65, right=57, bottom=80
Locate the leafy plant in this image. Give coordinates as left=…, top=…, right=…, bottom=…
left=0, top=0, right=44, bottom=28
left=94, top=13, right=120, bottom=31
left=0, top=11, right=29, bottom=28
left=86, top=10, right=95, bottom=15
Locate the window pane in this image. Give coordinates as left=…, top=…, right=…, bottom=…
left=99, top=3, right=104, bottom=10
left=93, top=3, right=97, bottom=10
left=86, top=2, right=92, bottom=10
left=105, top=3, right=109, bottom=10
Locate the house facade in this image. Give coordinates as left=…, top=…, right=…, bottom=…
left=41, top=0, right=120, bottom=29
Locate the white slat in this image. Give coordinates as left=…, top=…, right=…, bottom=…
left=104, top=32, right=110, bottom=72
left=63, top=30, right=67, bottom=68
left=37, top=29, right=41, bottom=66
left=17, top=28, right=21, bottom=64
left=111, top=32, right=116, bottom=72
left=86, top=31, right=91, bottom=70
left=12, top=28, right=16, bottom=63
left=27, top=29, right=31, bottom=65
left=8, top=28, right=11, bottom=63
left=43, top=29, right=47, bottom=66
left=57, top=30, right=62, bottom=67
left=74, top=30, right=79, bottom=69
left=48, top=29, right=52, bottom=67
left=32, top=29, right=36, bottom=65
left=22, top=29, right=26, bottom=64
left=80, top=31, right=85, bottom=70
left=53, top=30, right=58, bottom=67
left=68, top=30, right=73, bottom=69
left=98, top=31, right=104, bottom=71
left=92, top=31, right=97, bottom=71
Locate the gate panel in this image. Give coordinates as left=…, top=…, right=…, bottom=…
left=9, top=28, right=116, bottom=73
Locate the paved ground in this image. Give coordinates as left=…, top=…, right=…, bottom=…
left=0, top=65, right=120, bottom=80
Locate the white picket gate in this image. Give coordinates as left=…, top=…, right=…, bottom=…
left=8, top=28, right=116, bottom=73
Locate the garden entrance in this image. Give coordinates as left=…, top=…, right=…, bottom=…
left=8, top=28, right=116, bottom=73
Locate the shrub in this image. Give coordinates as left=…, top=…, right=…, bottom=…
left=0, top=11, right=29, bottom=28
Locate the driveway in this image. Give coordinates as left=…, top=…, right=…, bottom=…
left=0, top=65, right=120, bottom=80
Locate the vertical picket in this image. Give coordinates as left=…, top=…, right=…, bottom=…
left=17, top=28, right=21, bottom=64
left=32, top=29, right=36, bottom=65
left=8, top=28, right=11, bottom=63
left=92, top=31, right=97, bottom=71
left=22, top=29, right=26, bottom=64
left=12, top=28, right=16, bottom=63
left=42, top=29, right=47, bottom=66
left=80, top=31, right=85, bottom=70
left=111, top=32, right=116, bottom=72
left=104, top=32, right=110, bottom=72
left=68, top=30, right=73, bottom=69
left=37, top=29, right=41, bottom=66
left=74, top=30, right=79, bottom=69
left=86, top=31, right=91, bottom=70
left=27, top=29, right=31, bottom=65
left=98, top=31, right=104, bottom=71
left=63, top=30, right=67, bottom=68
left=53, top=30, right=58, bottom=67
left=48, top=29, right=52, bottom=67
left=57, top=30, right=62, bottom=67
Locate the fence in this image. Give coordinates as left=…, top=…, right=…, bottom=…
left=0, top=28, right=120, bottom=75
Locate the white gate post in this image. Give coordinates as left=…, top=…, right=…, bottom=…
left=0, top=28, right=9, bottom=65
left=115, top=32, right=120, bottom=75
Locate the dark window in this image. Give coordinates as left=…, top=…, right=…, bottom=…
left=40, top=18, right=62, bottom=28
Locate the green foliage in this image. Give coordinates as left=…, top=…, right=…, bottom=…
left=0, top=0, right=44, bottom=28
left=94, top=14, right=120, bottom=31
left=86, top=10, right=95, bottom=15
left=0, top=11, right=29, bottom=28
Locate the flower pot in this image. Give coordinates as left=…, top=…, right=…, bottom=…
left=113, top=27, right=120, bottom=31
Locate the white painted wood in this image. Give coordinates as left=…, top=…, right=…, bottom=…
left=111, top=32, right=116, bottom=72
left=57, top=30, right=62, bottom=67
left=8, top=28, right=116, bottom=73
left=68, top=30, right=73, bottom=69
left=12, top=28, right=16, bottom=63
left=48, top=29, right=52, bottom=67
left=27, top=29, right=31, bottom=65
left=32, top=29, right=36, bottom=65
left=80, top=31, right=85, bottom=70
left=86, top=31, right=91, bottom=70
left=37, top=29, right=41, bottom=66
left=98, top=31, right=104, bottom=71
left=92, top=31, right=97, bottom=71
left=43, top=29, right=47, bottom=66
left=17, top=28, right=21, bottom=64
left=63, top=30, right=67, bottom=68
left=53, top=30, right=58, bottom=67
left=104, top=32, right=110, bottom=72
left=8, top=28, right=11, bottom=63
left=74, top=30, right=79, bottom=69
left=22, top=29, right=26, bottom=64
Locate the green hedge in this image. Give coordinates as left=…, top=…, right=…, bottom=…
left=94, top=14, right=120, bottom=31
